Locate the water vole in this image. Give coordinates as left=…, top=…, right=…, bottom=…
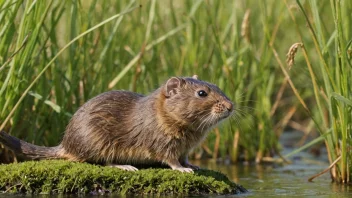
left=0, top=75, right=233, bottom=172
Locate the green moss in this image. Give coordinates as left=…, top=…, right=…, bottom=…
left=0, top=160, right=246, bottom=195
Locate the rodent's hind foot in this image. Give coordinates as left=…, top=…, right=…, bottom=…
left=172, top=167, right=194, bottom=173
left=109, top=164, right=138, bottom=171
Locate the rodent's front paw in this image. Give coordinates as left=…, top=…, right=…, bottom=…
left=173, top=167, right=194, bottom=173
left=109, top=164, right=138, bottom=171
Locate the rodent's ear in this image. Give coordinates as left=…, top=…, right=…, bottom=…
left=164, top=77, right=185, bottom=97
left=192, top=75, right=198, bottom=80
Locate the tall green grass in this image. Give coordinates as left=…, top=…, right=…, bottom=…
left=0, top=0, right=350, bottom=183
left=0, top=0, right=279, bottom=163
left=278, top=0, right=351, bottom=183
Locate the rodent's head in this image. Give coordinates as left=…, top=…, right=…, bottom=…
left=162, top=75, right=234, bottom=131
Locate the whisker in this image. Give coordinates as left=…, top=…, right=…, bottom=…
left=201, top=115, right=213, bottom=132
left=233, top=106, right=254, bottom=118
left=235, top=99, right=257, bottom=104
left=203, top=113, right=215, bottom=131
left=232, top=112, right=254, bottom=131
left=236, top=105, right=256, bottom=111
left=230, top=115, right=242, bottom=131
left=232, top=110, right=250, bottom=119
left=196, top=112, right=212, bottom=131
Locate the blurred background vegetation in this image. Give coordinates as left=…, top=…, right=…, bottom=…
left=0, top=0, right=351, bottom=183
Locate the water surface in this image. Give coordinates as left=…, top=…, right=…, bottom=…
left=190, top=142, right=352, bottom=198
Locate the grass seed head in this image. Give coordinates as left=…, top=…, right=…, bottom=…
left=241, top=9, right=251, bottom=43
left=286, top=43, right=303, bottom=69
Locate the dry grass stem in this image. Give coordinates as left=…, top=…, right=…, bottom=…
left=270, top=78, right=288, bottom=116
left=274, top=106, right=297, bottom=136
left=308, top=155, right=341, bottom=182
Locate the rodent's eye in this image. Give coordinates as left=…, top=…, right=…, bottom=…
left=197, top=90, right=208, bottom=97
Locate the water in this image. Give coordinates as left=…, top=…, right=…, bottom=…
left=190, top=130, right=352, bottom=198
left=192, top=159, right=352, bottom=198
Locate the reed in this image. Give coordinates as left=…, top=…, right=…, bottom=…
left=279, top=0, right=351, bottom=183
left=0, top=0, right=278, bottom=163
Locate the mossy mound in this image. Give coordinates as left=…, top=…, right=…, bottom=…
left=0, top=160, right=247, bottom=195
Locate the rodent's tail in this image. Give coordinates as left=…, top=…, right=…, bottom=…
left=0, top=131, right=63, bottom=160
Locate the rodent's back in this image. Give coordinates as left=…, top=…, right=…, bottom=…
left=60, top=90, right=144, bottom=163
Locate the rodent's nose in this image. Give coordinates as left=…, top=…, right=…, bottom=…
left=223, top=100, right=233, bottom=112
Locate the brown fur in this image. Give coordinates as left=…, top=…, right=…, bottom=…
left=0, top=76, right=233, bottom=172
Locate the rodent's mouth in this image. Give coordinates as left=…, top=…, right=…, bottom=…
left=210, top=110, right=233, bottom=123
left=194, top=110, right=233, bottom=132
left=219, top=110, right=232, bottom=119
left=223, top=106, right=236, bottom=118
